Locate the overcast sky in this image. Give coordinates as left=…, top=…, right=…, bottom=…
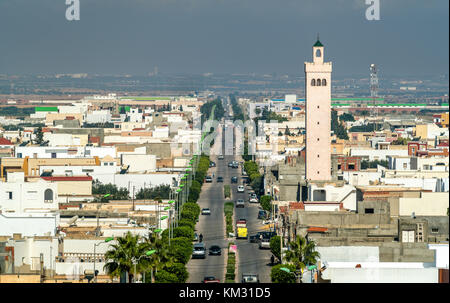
left=0, top=0, right=448, bottom=77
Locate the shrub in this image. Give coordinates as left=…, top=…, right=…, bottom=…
left=271, top=264, right=297, bottom=283
left=270, top=236, right=281, bottom=261
left=169, top=237, right=193, bottom=264
left=224, top=185, right=231, bottom=198
left=155, top=270, right=179, bottom=283
left=163, top=263, right=189, bottom=283
left=178, top=218, right=195, bottom=230
left=172, top=226, right=194, bottom=240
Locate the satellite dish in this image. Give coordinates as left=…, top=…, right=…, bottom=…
left=411, top=212, right=416, bottom=219
left=68, top=215, right=78, bottom=226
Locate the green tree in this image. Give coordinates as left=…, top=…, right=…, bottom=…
left=271, top=264, right=297, bottom=283
left=172, top=226, right=194, bottom=240
left=168, top=237, right=193, bottom=264
left=284, top=235, right=320, bottom=282
left=35, top=126, right=44, bottom=145
left=103, top=232, right=149, bottom=283
left=391, top=137, right=408, bottom=145
left=260, top=195, right=272, bottom=212
left=339, top=113, right=355, bottom=122
left=270, top=236, right=281, bottom=262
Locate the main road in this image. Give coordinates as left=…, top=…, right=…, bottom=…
left=187, top=97, right=272, bottom=283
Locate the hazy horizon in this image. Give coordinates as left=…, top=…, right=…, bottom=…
left=0, top=0, right=448, bottom=77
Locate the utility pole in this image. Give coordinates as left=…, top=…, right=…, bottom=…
left=132, top=186, right=135, bottom=212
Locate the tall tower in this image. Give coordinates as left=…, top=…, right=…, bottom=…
left=305, top=38, right=332, bottom=181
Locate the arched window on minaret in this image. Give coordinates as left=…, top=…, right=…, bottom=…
left=311, top=79, right=316, bottom=86
left=322, top=79, right=327, bottom=86
left=317, top=79, right=321, bottom=86
left=316, top=49, right=321, bottom=57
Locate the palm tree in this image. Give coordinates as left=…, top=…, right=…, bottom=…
left=103, top=232, right=150, bottom=283
left=284, top=235, right=320, bottom=283
left=141, top=233, right=176, bottom=283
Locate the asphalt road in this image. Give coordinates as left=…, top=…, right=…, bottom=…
left=186, top=97, right=272, bottom=283
left=186, top=120, right=229, bottom=283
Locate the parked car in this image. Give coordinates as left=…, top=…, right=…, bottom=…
left=236, top=199, right=245, bottom=208
left=258, top=237, right=271, bottom=249
left=249, top=194, right=258, bottom=203
left=201, top=208, right=211, bottom=215
left=231, top=176, right=238, bottom=183
left=237, top=185, right=245, bottom=193
left=217, top=176, right=224, bottom=182
left=228, top=162, right=233, bottom=167
left=218, top=155, right=224, bottom=160
left=257, top=210, right=268, bottom=220
left=232, top=161, right=239, bottom=169
left=192, top=243, right=206, bottom=259
left=241, top=273, right=260, bottom=283
left=242, top=176, right=250, bottom=184
left=194, top=232, right=199, bottom=242
left=202, top=276, right=220, bottom=283
left=208, top=245, right=222, bottom=256
left=205, top=176, right=213, bottom=183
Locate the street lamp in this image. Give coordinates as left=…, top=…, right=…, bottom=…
left=132, top=250, right=156, bottom=283
left=93, top=237, right=114, bottom=283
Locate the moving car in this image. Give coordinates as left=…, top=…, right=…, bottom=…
left=201, top=208, right=211, bottom=215
left=205, top=175, right=213, bottom=183
left=202, top=276, right=220, bottom=283
left=208, top=245, right=222, bottom=256
left=249, top=232, right=265, bottom=243
left=209, top=161, right=216, bottom=167
left=241, top=273, right=260, bottom=283
left=237, top=185, right=245, bottom=193
left=217, top=176, right=224, bottom=182
left=231, top=176, right=238, bottom=183
left=192, top=243, right=206, bottom=259
left=249, top=194, right=258, bottom=203
left=218, top=155, right=224, bottom=160
left=235, top=199, right=245, bottom=208
left=232, top=161, right=239, bottom=169
left=236, top=219, right=248, bottom=239
left=228, top=162, right=233, bottom=167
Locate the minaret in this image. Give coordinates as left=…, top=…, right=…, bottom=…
left=304, top=37, right=332, bottom=181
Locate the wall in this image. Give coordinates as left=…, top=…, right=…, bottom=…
left=121, top=154, right=156, bottom=173
left=398, top=192, right=448, bottom=216
left=0, top=213, right=59, bottom=237
left=322, top=267, right=438, bottom=283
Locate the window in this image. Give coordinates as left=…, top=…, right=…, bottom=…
left=316, top=49, right=321, bottom=57
left=431, top=228, right=439, bottom=233
left=317, top=79, right=321, bottom=86
left=17, top=153, right=22, bottom=158
left=311, top=79, right=316, bottom=86
left=403, top=163, right=407, bottom=169
left=365, top=208, right=374, bottom=214
left=317, top=122, right=320, bottom=125
left=7, top=192, right=13, bottom=200
left=317, top=106, right=320, bottom=109
left=44, top=189, right=54, bottom=203
left=322, top=79, right=327, bottom=86
left=317, top=155, right=320, bottom=158
left=337, top=164, right=342, bottom=170
left=348, top=164, right=355, bottom=170
left=51, top=153, right=57, bottom=158
left=109, top=162, right=114, bottom=166
left=103, top=163, right=108, bottom=166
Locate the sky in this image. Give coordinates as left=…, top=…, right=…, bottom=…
left=0, top=0, right=448, bottom=77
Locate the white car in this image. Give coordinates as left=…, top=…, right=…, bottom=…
left=237, top=185, right=245, bottom=193
left=236, top=199, right=245, bottom=208
left=249, top=194, right=258, bottom=203
left=201, top=208, right=211, bottom=215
